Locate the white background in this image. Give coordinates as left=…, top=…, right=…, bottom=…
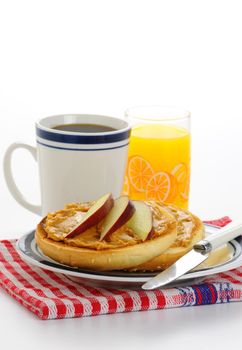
left=1, top=0, right=242, bottom=233
left=1, top=1, right=242, bottom=348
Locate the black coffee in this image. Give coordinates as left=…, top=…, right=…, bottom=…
left=53, top=123, right=117, bottom=133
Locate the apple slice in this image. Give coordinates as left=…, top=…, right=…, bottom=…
left=99, top=196, right=135, bottom=241
left=127, top=201, right=153, bottom=241
left=65, top=193, right=114, bottom=238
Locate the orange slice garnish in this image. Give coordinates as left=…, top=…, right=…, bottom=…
left=145, top=172, right=171, bottom=202
left=128, top=156, right=154, bottom=192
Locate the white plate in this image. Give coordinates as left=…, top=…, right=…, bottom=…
left=16, top=228, right=242, bottom=289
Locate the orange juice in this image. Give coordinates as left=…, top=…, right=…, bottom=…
left=123, top=124, right=190, bottom=209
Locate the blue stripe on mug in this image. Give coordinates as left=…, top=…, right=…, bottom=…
left=36, top=127, right=131, bottom=144
left=37, top=140, right=129, bottom=151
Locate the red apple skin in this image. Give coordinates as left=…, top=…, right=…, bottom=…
left=100, top=199, right=135, bottom=241
left=146, top=227, right=155, bottom=240
left=66, top=194, right=114, bottom=238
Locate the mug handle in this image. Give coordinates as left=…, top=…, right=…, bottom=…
left=3, top=142, right=42, bottom=215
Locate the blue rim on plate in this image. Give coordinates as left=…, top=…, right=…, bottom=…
left=16, top=227, right=242, bottom=289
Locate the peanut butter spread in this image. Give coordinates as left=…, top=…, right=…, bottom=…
left=43, top=201, right=195, bottom=250
left=163, top=204, right=196, bottom=247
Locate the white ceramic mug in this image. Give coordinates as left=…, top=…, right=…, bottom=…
left=3, top=114, right=131, bottom=216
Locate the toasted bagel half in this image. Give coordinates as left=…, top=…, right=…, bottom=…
left=35, top=201, right=178, bottom=271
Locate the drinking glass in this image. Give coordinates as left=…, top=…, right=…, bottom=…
left=123, top=106, right=191, bottom=209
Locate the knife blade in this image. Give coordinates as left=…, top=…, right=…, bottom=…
left=142, top=249, right=208, bottom=290
left=142, top=221, right=242, bottom=291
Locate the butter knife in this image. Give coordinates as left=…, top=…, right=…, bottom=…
left=142, top=221, right=242, bottom=290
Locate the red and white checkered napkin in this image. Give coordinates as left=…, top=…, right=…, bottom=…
left=1, top=216, right=242, bottom=320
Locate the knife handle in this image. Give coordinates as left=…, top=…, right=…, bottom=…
left=194, top=221, right=242, bottom=254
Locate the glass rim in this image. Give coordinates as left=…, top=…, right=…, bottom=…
left=124, top=105, right=191, bottom=122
